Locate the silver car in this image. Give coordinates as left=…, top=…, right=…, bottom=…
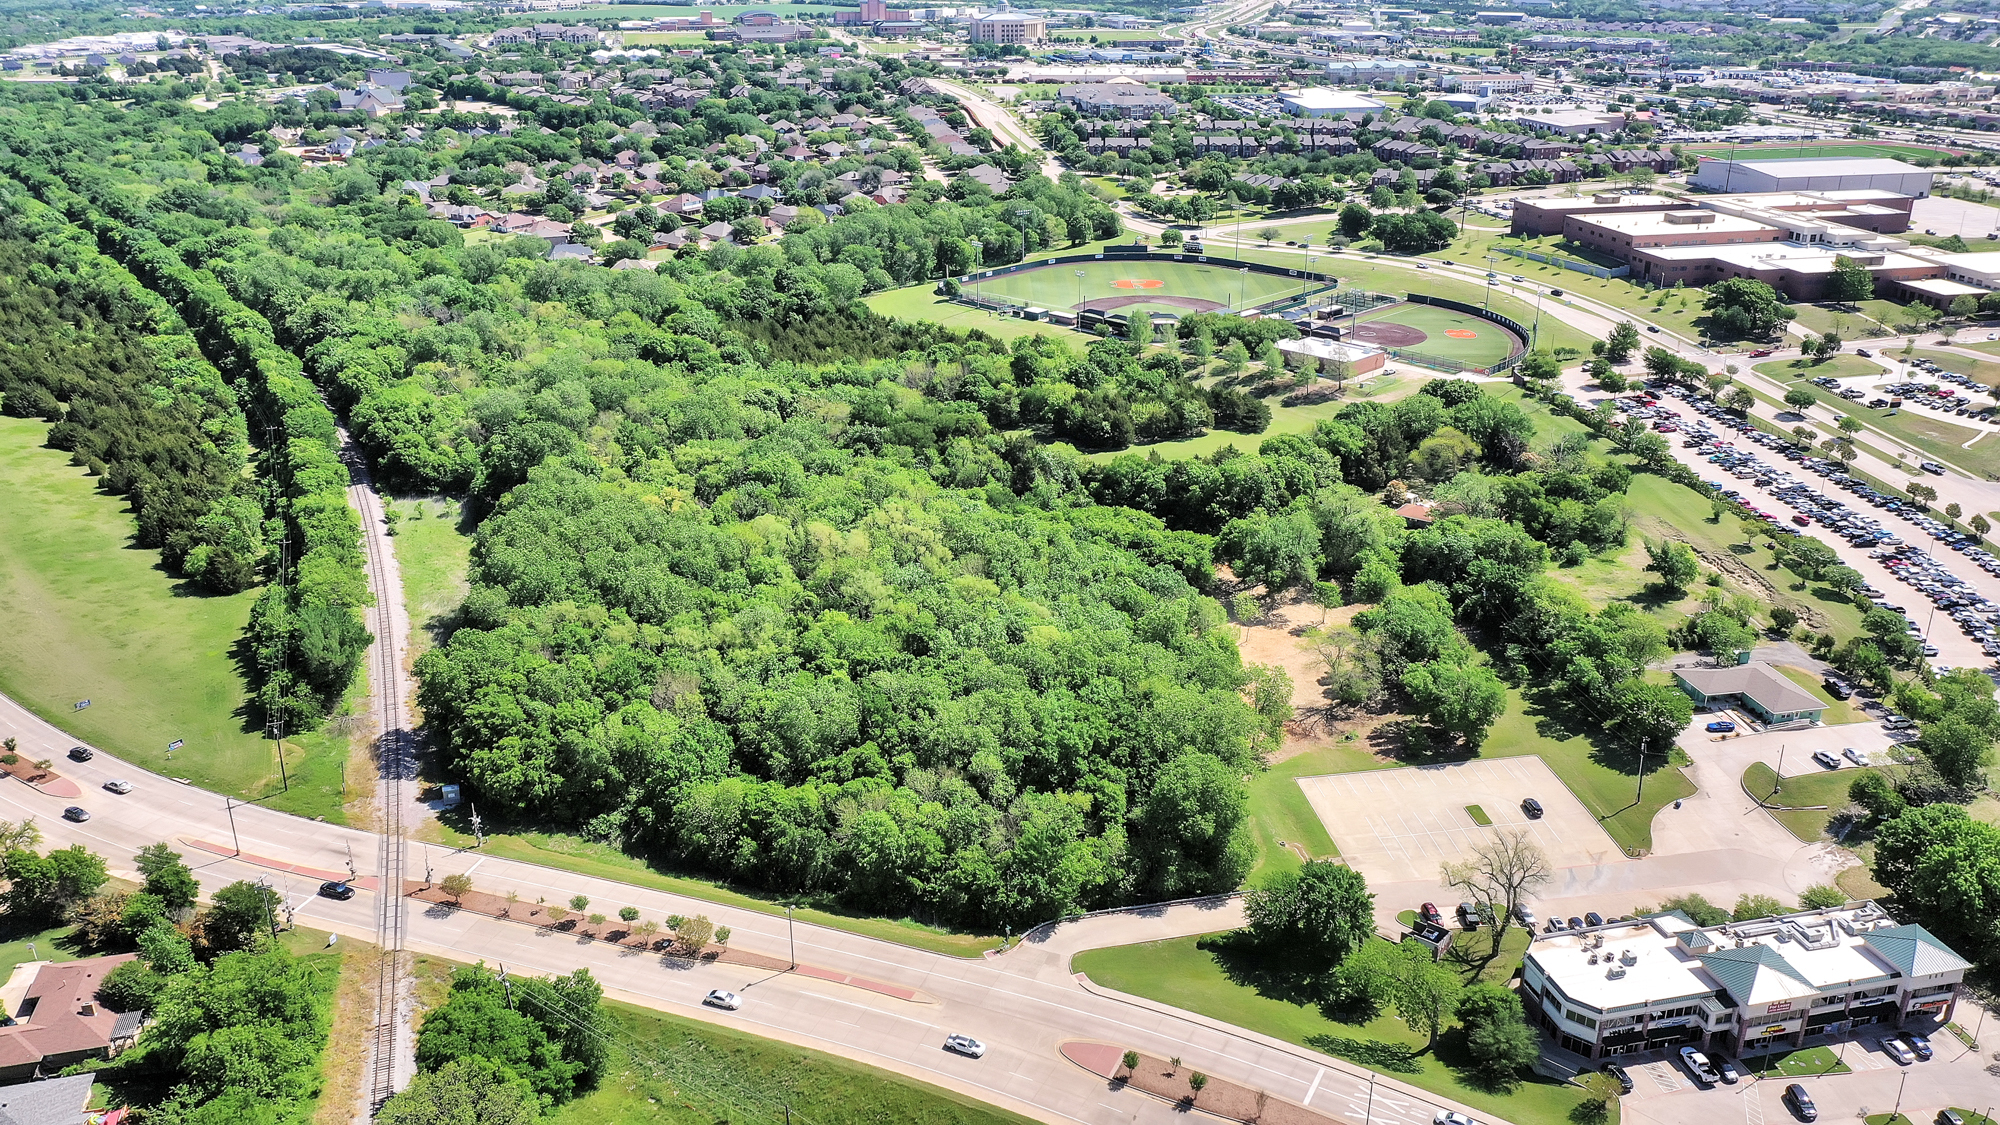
left=944, top=1034, right=987, bottom=1058
left=703, top=989, right=742, bottom=1010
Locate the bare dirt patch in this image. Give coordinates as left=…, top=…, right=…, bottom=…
left=1349, top=321, right=1429, bottom=348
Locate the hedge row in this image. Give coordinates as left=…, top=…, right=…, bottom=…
left=9, top=161, right=371, bottom=730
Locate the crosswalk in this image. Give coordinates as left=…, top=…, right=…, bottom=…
left=1743, top=1082, right=1766, bottom=1125
left=1642, top=1061, right=1687, bottom=1094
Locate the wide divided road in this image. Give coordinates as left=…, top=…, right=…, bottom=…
left=0, top=684, right=1502, bottom=1125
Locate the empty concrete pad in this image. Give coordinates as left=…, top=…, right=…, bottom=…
left=1295, top=758, right=1627, bottom=884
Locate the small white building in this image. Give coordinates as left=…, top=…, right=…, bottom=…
left=1693, top=157, right=1935, bottom=198
left=1276, top=337, right=1387, bottom=376
left=1278, top=87, right=1389, bottom=119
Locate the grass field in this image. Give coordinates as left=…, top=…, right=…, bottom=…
left=0, top=417, right=349, bottom=820
left=1072, top=928, right=1597, bottom=1125
left=1681, top=142, right=1959, bottom=161
left=1915, top=348, right=2000, bottom=385
left=389, top=496, right=474, bottom=665
left=1245, top=740, right=1393, bottom=881
left=971, top=258, right=1310, bottom=318
left=1483, top=686, right=1696, bottom=855
left=549, top=999, right=1040, bottom=1125
left=1743, top=761, right=1871, bottom=842
left=1357, top=302, right=1521, bottom=367
left=1772, top=666, right=1869, bottom=725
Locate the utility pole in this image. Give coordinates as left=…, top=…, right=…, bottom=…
left=785, top=903, right=797, bottom=971
left=1635, top=738, right=1648, bottom=804
left=226, top=797, right=242, bottom=857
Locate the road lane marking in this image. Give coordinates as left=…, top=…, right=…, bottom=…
left=1305, top=1067, right=1323, bottom=1104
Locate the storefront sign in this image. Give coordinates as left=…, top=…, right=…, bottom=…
left=1765, top=1000, right=1793, bottom=1015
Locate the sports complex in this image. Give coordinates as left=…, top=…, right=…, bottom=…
left=956, top=254, right=1526, bottom=373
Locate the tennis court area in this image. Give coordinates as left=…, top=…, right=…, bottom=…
left=1349, top=302, right=1522, bottom=368
left=968, top=258, right=1315, bottom=319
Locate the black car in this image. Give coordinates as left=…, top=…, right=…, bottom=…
left=1602, top=1063, right=1634, bottom=1094
left=318, top=881, right=356, bottom=901
left=67, top=745, right=92, bottom=762
left=1786, top=1084, right=1817, bottom=1121
left=1521, top=797, right=1544, bottom=819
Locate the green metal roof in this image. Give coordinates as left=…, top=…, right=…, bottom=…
left=1863, top=924, right=1974, bottom=978
left=1699, top=944, right=1817, bottom=1005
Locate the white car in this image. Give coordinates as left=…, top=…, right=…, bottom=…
left=1843, top=747, right=1867, bottom=766
left=1435, top=1112, right=1478, bottom=1125
left=1878, top=1037, right=1916, bottom=1065
left=1679, top=1046, right=1721, bottom=1084
left=703, top=989, right=742, bottom=1010
left=944, top=1033, right=987, bottom=1058
left=103, top=779, right=133, bottom=795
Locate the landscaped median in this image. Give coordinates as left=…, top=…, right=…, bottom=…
left=1062, top=1041, right=1344, bottom=1125
left=1741, top=1044, right=1853, bottom=1078
left=1742, top=761, right=1874, bottom=842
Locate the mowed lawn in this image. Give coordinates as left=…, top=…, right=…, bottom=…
left=0, top=419, right=289, bottom=789
left=972, top=258, right=1305, bottom=315
left=547, top=999, right=1042, bottom=1125
left=1357, top=302, right=1521, bottom=367
left=1743, top=761, right=1873, bottom=843
left=1073, top=929, right=1597, bottom=1125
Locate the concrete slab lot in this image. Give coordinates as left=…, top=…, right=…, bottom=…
left=1296, top=758, right=1626, bottom=883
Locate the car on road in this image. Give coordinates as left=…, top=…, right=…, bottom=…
left=704, top=989, right=743, bottom=1010
left=1812, top=750, right=1843, bottom=769
left=1901, top=1032, right=1932, bottom=1060
left=62, top=806, right=89, bottom=823
left=1647, top=325, right=1660, bottom=333
left=1512, top=275, right=1524, bottom=282
left=1706, top=720, right=1737, bottom=732
left=1844, top=747, right=1867, bottom=766
left=317, top=881, right=355, bottom=900
left=1920, top=461, right=1946, bottom=475
left=1521, top=797, right=1544, bottom=818
left=1420, top=902, right=1442, bottom=924
left=1717, top=1060, right=1741, bottom=1084
left=1416, top=263, right=1430, bottom=270
left=1679, top=1047, right=1721, bottom=1085
left=67, top=746, right=92, bottom=762
left=102, top=779, right=132, bottom=795
left=1878, top=1036, right=1916, bottom=1065
left=1750, top=349, right=1774, bottom=358
left=1549, top=288, right=1564, bottom=297
left=944, top=1034, right=987, bottom=1058
left=1857, top=349, right=1873, bottom=358
left=1603, top=1063, right=1634, bottom=1094
left=1785, top=1084, right=1818, bottom=1121
left=1435, top=1112, right=1478, bottom=1125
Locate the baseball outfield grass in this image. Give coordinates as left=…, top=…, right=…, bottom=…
left=1355, top=302, right=1522, bottom=367
left=969, top=257, right=1312, bottom=317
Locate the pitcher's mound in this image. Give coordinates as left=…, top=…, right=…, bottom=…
left=1445, top=328, right=1479, bottom=339
left=1350, top=322, right=1428, bottom=347
left=1110, top=278, right=1166, bottom=289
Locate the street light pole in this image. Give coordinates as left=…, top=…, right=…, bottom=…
left=225, top=797, right=242, bottom=857
left=785, top=903, right=797, bottom=971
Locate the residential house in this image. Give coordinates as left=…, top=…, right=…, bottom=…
left=0, top=956, right=143, bottom=1081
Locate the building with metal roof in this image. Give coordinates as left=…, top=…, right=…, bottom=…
left=1673, top=662, right=1825, bottom=725
left=1521, top=903, right=1970, bottom=1061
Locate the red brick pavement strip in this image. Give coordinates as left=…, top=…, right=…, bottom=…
left=1059, top=1041, right=1349, bottom=1125
left=181, top=838, right=381, bottom=890
left=401, top=882, right=925, bottom=1003
left=5, top=765, right=81, bottom=799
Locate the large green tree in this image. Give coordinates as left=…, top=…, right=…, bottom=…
left=1243, top=860, right=1376, bottom=975
left=381, top=1058, right=541, bottom=1125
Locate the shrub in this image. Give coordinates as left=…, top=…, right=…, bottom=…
left=618, top=906, right=639, bottom=923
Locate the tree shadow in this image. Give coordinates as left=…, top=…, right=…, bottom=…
left=1196, top=930, right=1326, bottom=1010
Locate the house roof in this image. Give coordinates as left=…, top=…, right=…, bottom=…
left=1673, top=662, right=1823, bottom=716
left=0, top=955, right=138, bottom=1068
left=0, top=1072, right=95, bottom=1125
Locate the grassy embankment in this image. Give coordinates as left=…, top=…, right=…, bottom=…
left=0, top=417, right=352, bottom=821
left=1743, top=760, right=1877, bottom=843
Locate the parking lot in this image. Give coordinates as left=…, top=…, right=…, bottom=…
left=1295, top=758, right=1624, bottom=884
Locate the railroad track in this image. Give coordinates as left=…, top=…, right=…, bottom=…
left=341, top=432, right=413, bottom=1116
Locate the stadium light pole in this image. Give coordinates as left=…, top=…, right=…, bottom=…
left=1302, top=256, right=1318, bottom=307
left=1239, top=266, right=1248, bottom=312
left=967, top=239, right=982, bottom=309
left=1076, top=268, right=1085, bottom=316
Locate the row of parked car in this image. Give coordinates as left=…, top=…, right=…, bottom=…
left=1873, top=543, right=2000, bottom=659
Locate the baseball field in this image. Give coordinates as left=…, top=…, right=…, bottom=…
left=1348, top=302, right=1522, bottom=368
left=967, top=258, right=1317, bottom=320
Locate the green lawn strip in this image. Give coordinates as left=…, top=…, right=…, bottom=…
left=388, top=496, right=475, bottom=663
left=866, top=285, right=1098, bottom=344
left=1742, top=761, right=1871, bottom=842
left=972, top=257, right=1306, bottom=314
left=1680, top=142, right=1958, bottom=161
left=1482, top=685, right=1694, bottom=855
left=1753, top=354, right=1885, bottom=382
left=1071, top=930, right=1589, bottom=1125
left=1246, top=740, right=1389, bottom=880
left=1464, top=804, right=1492, bottom=826
left=0, top=417, right=348, bottom=821
left=1914, top=348, right=2000, bottom=386
left=1443, top=230, right=1711, bottom=339
left=1788, top=302, right=1899, bottom=337
left=1771, top=666, right=1869, bottom=724
left=547, top=998, right=1041, bottom=1125
left=1488, top=385, right=1595, bottom=440
left=1864, top=1114, right=1915, bottom=1125
left=414, top=824, right=1003, bottom=957
left=1741, top=1045, right=1852, bottom=1078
